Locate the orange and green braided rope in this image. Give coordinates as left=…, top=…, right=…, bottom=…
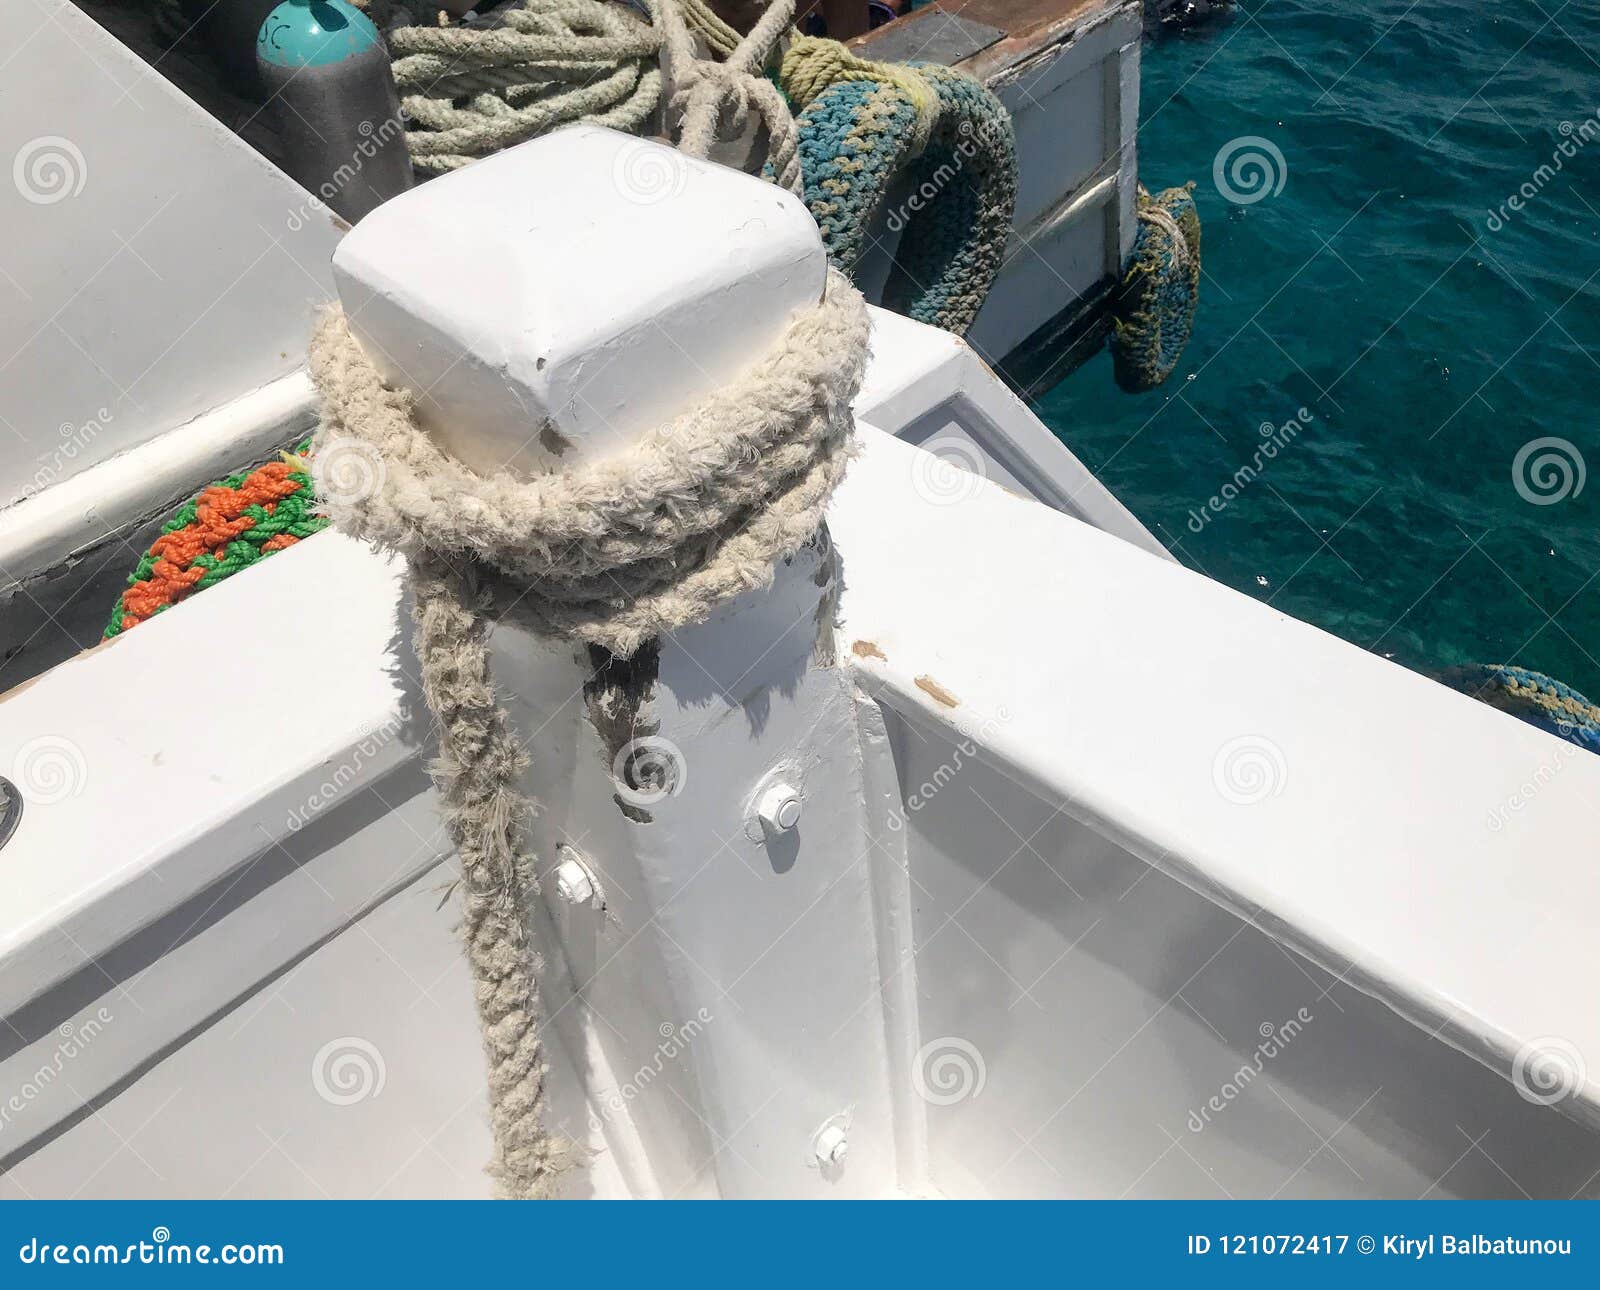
left=104, top=438, right=328, bottom=638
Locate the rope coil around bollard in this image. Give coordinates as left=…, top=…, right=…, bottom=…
left=307, top=266, right=869, bottom=1197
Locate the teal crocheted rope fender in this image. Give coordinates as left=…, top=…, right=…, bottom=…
left=785, top=65, right=1017, bottom=335
left=1439, top=663, right=1600, bottom=755
left=1110, top=183, right=1201, bottom=393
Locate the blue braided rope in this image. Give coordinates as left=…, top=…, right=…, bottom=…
left=785, top=66, right=1017, bottom=335
left=1440, top=663, right=1600, bottom=753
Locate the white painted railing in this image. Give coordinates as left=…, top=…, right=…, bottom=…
left=831, top=430, right=1600, bottom=1197
left=835, top=429, right=1600, bottom=1125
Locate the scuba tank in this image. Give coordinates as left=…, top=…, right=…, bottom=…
left=256, top=0, right=413, bottom=223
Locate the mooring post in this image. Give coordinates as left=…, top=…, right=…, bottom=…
left=329, top=127, right=898, bottom=1198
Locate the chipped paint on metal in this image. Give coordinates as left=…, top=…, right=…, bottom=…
left=914, top=675, right=960, bottom=708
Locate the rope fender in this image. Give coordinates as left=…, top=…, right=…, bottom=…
left=104, top=441, right=328, bottom=638
left=1109, top=182, right=1201, bottom=392
left=1439, top=663, right=1600, bottom=754
left=779, top=41, right=1017, bottom=336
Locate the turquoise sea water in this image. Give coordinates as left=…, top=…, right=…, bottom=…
left=1033, top=0, right=1600, bottom=696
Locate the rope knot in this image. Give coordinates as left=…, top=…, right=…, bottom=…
left=658, top=0, right=803, bottom=193
left=672, top=57, right=756, bottom=135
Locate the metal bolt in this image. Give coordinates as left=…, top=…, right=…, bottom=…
left=554, top=856, right=595, bottom=905
left=813, top=1123, right=848, bottom=1167
left=756, top=782, right=802, bottom=833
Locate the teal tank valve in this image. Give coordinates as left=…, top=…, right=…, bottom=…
left=256, top=0, right=412, bottom=224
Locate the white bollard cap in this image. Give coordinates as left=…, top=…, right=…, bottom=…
left=328, top=126, right=827, bottom=477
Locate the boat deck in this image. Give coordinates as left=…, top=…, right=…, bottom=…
left=855, top=0, right=1118, bottom=78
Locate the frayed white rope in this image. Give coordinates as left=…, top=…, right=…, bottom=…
left=309, top=267, right=868, bottom=1197
left=366, top=0, right=803, bottom=192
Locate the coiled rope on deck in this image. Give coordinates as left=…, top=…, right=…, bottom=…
left=364, top=0, right=803, bottom=187
left=307, top=267, right=869, bottom=1197
left=366, top=0, right=665, bottom=175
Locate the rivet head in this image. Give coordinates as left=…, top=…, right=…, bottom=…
left=554, top=857, right=595, bottom=905
left=813, top=1123, right=848, bottom=1167
left=756, top=782, right=802, bottom=833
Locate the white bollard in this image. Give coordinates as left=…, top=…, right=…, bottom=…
left=331, top=126, right=827, bottom=475
left=329, top=127, right=899, bottom=1199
